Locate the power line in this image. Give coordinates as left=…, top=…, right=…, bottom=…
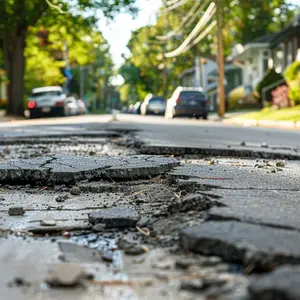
left=164, top=2, right=216, bottom=58
left=165, top=0, right=184, bottom=6
left=181, top=20, right=217, bottom=54
left=184, top=0, right=209, bottom=28
left=166, top=0, right=189, bottom=11
left=157, top=0, right=209, bottom=41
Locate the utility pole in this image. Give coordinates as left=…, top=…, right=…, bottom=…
left=216, top=0, right=225, bottom=118
left=79, top=65, right=84, bottom=100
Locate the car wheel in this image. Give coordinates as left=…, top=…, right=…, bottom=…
left=203, top=114, right=208, bottom=120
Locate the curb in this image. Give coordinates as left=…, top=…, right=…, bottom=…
left=139, top=144, right=300, bottom=160
left=224, top=118, right=299, bottom=129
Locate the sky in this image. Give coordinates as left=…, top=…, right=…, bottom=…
left=98, top=0, right=162, bottom=68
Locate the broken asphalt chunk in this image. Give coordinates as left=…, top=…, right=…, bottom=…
left=88, top=207, right=140, bottom=228
left=8, top=206, right=25, bottom=216
left=249, top=265, right=300, bottom=300
left=40, top=219, right=56, bottom=226
left=0, top=155, right=179, bottom=184
left=70, top=187, right=81, bottom=195
left=180, top=221, right=300, bottom=271
left=168, top=193, right=217, bottom=213
left=55, top=194, right=69, bottom=203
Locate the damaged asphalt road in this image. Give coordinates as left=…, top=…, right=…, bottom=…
left=1, top=117, right=300, bottom=299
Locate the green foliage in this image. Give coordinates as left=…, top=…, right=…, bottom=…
left=284, top=62, right=300, bottom=104
left=120, top=0, right=294, bottom=104
left=0, top=0, right=137, bottom=115
left=224, top=0, right=295, bottom=45
left=256, top=68, right=284, bottom=102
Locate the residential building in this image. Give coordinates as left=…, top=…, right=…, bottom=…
left=269, top=15, right=300, bottom=73
left=232, top=15, right=300, bottom=90
left=179, top=58, right=242, bottom=110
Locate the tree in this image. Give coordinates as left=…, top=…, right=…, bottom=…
left=120, top=0, right=295, bottom=102
left=0, top=0, right=137, bottom=116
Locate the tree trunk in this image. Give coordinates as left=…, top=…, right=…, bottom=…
left=4, top=27, right=27, bottom=116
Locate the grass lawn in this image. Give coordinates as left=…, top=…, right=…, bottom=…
left=236, top=106, right=300, bottom=122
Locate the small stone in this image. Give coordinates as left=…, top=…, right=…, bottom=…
left=92, top=223, right=106, bottom=232
left=152, top=259, right=173, bottom=270
left=276, top=160, right=285, bottom=168
left=136, top=217, right=151, bottom=228
left=124, top=245, right=147, bottom=255
left=46, top=263, right=86, bottom=287
left=63, top=231, right=71, bottom=238
left=70, top=187, right=81, bottom=196
left=208, top=159, right=217, bottom=165
left=40, top=220, right=56, bottom=226
left=181, top=279, right=204, bottom=292
left=175, top=259, right=196, bottom=270
left=200, top=256, right=222, bottom=266
left=88, top=208, right=140, bottom=228
left=150, top=230, right=158, bottom=238
left=55, top=194, right=69, bottom=203
left=101, top=251, right=113, bottom=262
left=8, top=207, right=25, bottom=216
left=261, top=142, right=268, bottom=148
left=168, top=194, right=213, bottom=213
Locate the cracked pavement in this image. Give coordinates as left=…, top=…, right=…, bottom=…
left=1, top=114, right=300, bottom=299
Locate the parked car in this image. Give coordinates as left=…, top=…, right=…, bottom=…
left=134, top=101, right=141, bottom=114
left=65, top=96, right=79, bottom=116
left=140, top=94, right=166, bottom=115
left=77, top=99, right=88, bottom=115
left=165, top=87, right=209, bottom=119
left=27, top=86, right=72, bottom=118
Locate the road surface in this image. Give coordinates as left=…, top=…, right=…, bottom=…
left=0, top=114, right=300, bottom=299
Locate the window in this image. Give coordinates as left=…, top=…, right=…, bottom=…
left=263, top=50, right=270, bottom=72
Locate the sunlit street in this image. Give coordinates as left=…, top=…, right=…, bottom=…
left=1, top=0, right=300, bottom=299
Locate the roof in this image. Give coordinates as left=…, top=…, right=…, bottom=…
left=248, top=33, right=278, bottom=44
left=269, top=16, right=300, bottom=48
left=32, top=86, right=63, bottom=93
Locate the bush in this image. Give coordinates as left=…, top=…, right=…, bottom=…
left=256, top=68, right=285, bottom=104
left=284, top=62, right=300, bottom=105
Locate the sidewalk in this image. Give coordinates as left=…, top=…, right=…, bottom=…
left=0, top=110, right=26, bottom=122
left=223, top=116, right=300, bottom=129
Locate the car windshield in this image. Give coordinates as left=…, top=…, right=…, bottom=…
left=31, top=91, right=62, bottom=98
left=180, top=91, right=205, bottom=100
left=149, top=97, right=165, bottom=104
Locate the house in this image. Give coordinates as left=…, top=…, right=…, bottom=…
left=179, top=58, right=217, bottom=92
left=268, top=15, right=300, bottom=72
left=231, top=34, right=275, bottom=90
left=231, top=15, right=300, bottom=102
left=179, top=58, right=242, bottom=110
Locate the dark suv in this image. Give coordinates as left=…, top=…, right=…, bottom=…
left=165, top=87, right=209, bottom=119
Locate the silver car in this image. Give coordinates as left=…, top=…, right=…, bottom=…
left=27, top=86, right=78, bottom=118
left=140, top=94, right=166, bottom=115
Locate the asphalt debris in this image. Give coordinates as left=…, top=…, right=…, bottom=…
left=55, top=193, right=69, bottom=203
left=249, top=265, right=300, bottom=300
left=70, top=187, right=81, bottom=196
left=88, top=207, right=140, bottom=228
left=8, top=206, right=25, bottom=216
left=40, top=219, right=57, bottom=226
left=46, top=263, right=88, bottom=287
left=181, top=221, right=300, bottom=271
